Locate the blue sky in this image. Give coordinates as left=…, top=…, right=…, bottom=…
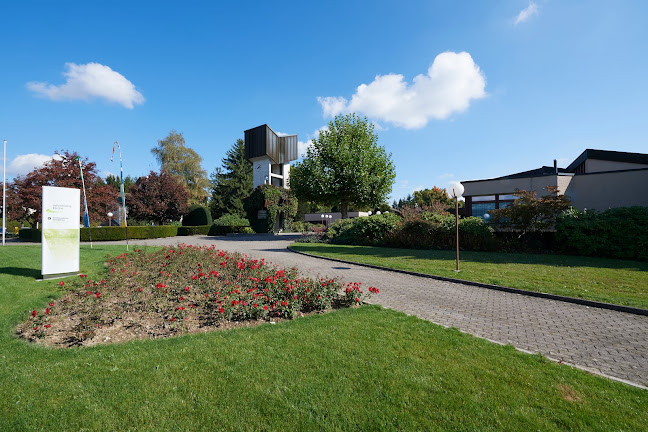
left=1, top=1, right=647, bottom=201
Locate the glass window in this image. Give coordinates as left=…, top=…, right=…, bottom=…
left=498, top=194, right=518, bottom=201
left=471, top=202, right=496, bottom=220
left=472, top=195, right=496, bottom=202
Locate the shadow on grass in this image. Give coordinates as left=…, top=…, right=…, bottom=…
left=296, top=244, right=648, bottom=272
left=0, top=267, right=41, bottom=279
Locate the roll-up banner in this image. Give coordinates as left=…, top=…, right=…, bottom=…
left=41, top=186, right=80, bottom=278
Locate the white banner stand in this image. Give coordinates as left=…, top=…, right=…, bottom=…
left=41, top=186, right=80, bottom=279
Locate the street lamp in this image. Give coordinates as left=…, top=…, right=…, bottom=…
left=449, top=183, right=464, bottom=272
left=107, top=212, right=113, bottom=227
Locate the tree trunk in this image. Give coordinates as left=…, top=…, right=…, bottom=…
left=341, top=201, right=349, bottom=219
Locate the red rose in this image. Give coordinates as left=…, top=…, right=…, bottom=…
left=45, top=308, right=50, bottom=315
left=58, top=281, right=65, bottom=286
left=31, top=310, right=37, bottom=317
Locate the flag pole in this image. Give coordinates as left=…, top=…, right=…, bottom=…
left=112, top=141, right=128, bottom=250
left=2, top=140, right=6, bottom=246
left=78, top=157, right=92, bottom=249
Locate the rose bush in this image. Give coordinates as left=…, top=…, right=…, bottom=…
left=18, top=245, right=377, bottom=347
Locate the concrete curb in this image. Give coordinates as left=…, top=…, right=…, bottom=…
left=287, top=246, right=648, bottom=317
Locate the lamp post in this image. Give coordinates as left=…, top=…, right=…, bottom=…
left=107, top=212, right=113, bottom=227
left=449, top=183, right=464, bottom=272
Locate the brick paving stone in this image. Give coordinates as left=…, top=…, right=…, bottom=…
left=79, top=235, right=648, bottom=388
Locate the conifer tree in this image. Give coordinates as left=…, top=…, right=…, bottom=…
left=209, top=139, right=253, bottom=219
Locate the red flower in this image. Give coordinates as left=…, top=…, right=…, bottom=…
left=58, top=281, right=65, bottom=286
left=185, top=287, right=190, bottom=292
left=31, top=310, right=37, bottom=318
left=44, top=324, right=51, bottom=329
left=355, top=298, right=359, bottom=302
left=263, top=305, right=268, bottom=310
left=49, top=302, right=54, bottom=307
left=156, top=283, right=166, bottom=289
left=96, top=292, right=101, bottom=299
left=170, top=317, right=176, bottom=322
left=218, top=307, right=224, bottom=313
left=179, top=296, right=184, bottom=301
left=45, top=308, right=51, bottom=315
left=138, top=288, right=143, bottom=292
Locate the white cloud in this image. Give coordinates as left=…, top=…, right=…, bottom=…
left=27, top=62, right=145, bottom=109
left=318, top=51, right=486, bottom=129
left=6, top=153, right=56, bottom=177
left=297, top=126, right=328, bottom=158
left=514, top=1, right=539, bottom=25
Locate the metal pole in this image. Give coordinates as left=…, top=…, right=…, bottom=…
left=455, top=191, right=459, bottom=272
left=2, top=140, right=6, bottom=246
left=78, top=158, right=93, bottom=249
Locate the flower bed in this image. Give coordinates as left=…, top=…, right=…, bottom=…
left=17, top=245, right=377, bottom=347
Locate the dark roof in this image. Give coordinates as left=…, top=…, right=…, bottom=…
left=244, top=124, right=298, bottom=164
left=566, top=149, right=648, bottom=172
left=462, top=166, right=571, bottom=183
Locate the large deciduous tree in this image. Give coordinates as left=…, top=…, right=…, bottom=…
left=152, top=130, right=209, bottom=205
left=209, top=139, right=253, bottom=219
left=413, top=187, right=453, bottom=207
left=128, top=170, right=188, bottom=224
left=290, top=114, right=396, bottom=219
left=9, top=151, right=118, bottom=225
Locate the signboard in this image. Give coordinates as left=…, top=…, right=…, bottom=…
left=41, top=186, right=80, bottom=278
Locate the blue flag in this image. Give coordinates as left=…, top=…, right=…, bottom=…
left=83, top=211, right=90, bottom=228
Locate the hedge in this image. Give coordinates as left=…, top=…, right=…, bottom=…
left=183, top=205, right=212, bottom=227
left=18, top=226, right=179, bottom=242
left=555, top=206, right=648, bottom=261
left=177, top=225, right=211, bottom=236
left=208, top=225, right=255, bottom=236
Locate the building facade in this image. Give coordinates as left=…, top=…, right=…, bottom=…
left=461, top=149, right=648, bottom=218
left=244, top=124, right=298, bottom=189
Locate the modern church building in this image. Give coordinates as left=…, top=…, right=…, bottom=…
left=461, top=149, right=648, bottom=218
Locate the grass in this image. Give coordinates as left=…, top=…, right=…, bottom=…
left=290, top=243, right=648, bottom=310
left=0, top=245, right=646, bottom=430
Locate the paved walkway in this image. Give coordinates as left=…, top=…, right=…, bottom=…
left=33, top=235, right=648, bottom=388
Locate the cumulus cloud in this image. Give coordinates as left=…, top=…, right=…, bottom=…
left=297, top=126, right=328, bottom=158
left=317, top=52, right=486, bottom=129
left=27, top=62, right=145, bottom=109
left=514, top=1, right=539, bottom=25
left=6, top=153, right=56, bottom=177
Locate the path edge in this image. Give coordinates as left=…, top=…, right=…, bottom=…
left=287, top=246, right=648, bottom=317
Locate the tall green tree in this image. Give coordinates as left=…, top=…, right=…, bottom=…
left=152, top=130, right=209, bottom=205
left=105, top=174, right=136, bottom=193
left=209, top=139, right=253, bottom=219
left=413, top=187, right=453, bottom=207
left=290, top=114, right=396, bottom=219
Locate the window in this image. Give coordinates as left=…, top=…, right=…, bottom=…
left=471, top=202, right=496, bottom=220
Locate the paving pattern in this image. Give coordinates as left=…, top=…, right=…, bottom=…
left=84, top=235, right=648, bottom=388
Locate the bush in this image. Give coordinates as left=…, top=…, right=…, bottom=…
left=177, top=225, right=211, bottom=236
left=208, top=214, right=252, bottom=235
left=18, top=226, right=179, bottom=242
left=385, top=215, right=495, bottom=251
left=183, top=205, right=212, bottom=227
left=327, top=214, right=401, bottom=246
left=244, top=185, right=298, bottom=233
left=555, top=207, right=648, bottom=261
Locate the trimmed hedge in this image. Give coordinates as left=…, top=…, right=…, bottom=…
left=177, top=225, right=211, bottom=236
left=208, top=225, right=255, bottom=236
left=183, top=205, right=212, bottom=227
left=327, top=213, right=401, bottom=246
left=555, top=206, right=648, bottom=261
left=18, top=226, right=179, bottom=242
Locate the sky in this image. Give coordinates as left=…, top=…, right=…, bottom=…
left=1, top=0, right=647, bottom=202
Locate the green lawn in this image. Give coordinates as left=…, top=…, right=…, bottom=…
left=0, top=245, right=646, bottom=430
left=290, top=243, right=648, bottom=310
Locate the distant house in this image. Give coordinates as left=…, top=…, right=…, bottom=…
left=461, top=149, right=648, bottom=218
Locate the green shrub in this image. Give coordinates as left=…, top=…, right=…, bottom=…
left=177, top=225, right=211, bottom=236
left=17, top=226, right=179, bottom=242
left=183, top=205, right=212, bottom=227
left=327, top=214, right=401, bottom=246
left=555, top=207, right=648, bottom=261
left=385, top=215, right=495, bottom=251
left=18, top=228, right=41, bottom=241
left=208, top=214, right=252, bottom=235
left=244, top=185, right=298, bottom=233
left=290, top=221, right=325, bottom=233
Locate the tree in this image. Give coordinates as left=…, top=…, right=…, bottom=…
left=209, top=139, right=253, bottom=219
left=128, top=171, right=189, bottom=224
left=290, top=114, right=396, bottom=219
left=413, top=187, right=453, bottom=207
left=489, top=186, right=571, bottom=236
left=152, top=130, right=209, bottom=205
left=106, top=174, right=136, bottom=193
left=9, top=150, right=118, bottom=225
